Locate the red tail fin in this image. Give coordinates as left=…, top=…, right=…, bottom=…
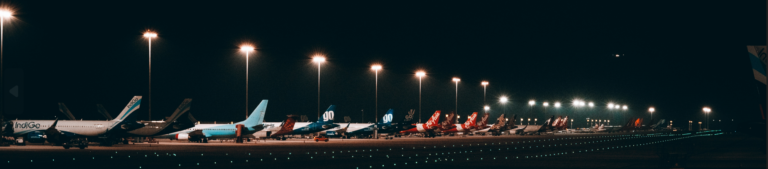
left=272, top=115, right=297, bottom=137
left=425, top=111, right=441, bottom=126
left=464, top=112, right=478, bottom=127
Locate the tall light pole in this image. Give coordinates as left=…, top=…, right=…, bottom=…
left=312, top=56, right=325, bottom=119
left=528, top=100, right=535, bottom=120
left=499, top=96, right=508, bottom=116
left=240, top=45, right=255, bottom=118
left=371, top=65, right=382, bottom=139
left=0, top=10, right=11, bottom=118
left=648, top=107, right=655, bottom=122
left=452, top=78, right=460, bottom=113
left=416, top=71, right=425, bottom=123
left=143, top=32, right=157, bottom=120
left=703, top=107, right=711, bottom=130
left=481, top=81, right=488, bottom=104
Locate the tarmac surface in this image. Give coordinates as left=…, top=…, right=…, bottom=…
left=0, top=131, right=764, bottom=169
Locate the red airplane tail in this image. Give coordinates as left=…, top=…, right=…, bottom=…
left=464, top=112, right=478, bottom=127
left=425, top=111, right=442, bottom=127
left=271, top=115, right=297, bottom=137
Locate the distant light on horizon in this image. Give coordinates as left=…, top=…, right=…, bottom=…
left=588, top=102, right=594, bottom=107
left=543, top=102, right=549, bottom=107
left=622, top=105, right=628, bottom=110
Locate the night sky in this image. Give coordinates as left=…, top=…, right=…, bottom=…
left=2, top=1, right=766, bottom=128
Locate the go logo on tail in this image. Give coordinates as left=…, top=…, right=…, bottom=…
left=383, top=114, right=393, bottom=123
left=323, top=111, right=334, bottom=121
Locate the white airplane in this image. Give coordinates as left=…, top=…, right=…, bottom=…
left=6, top=96, right=143, bottom=144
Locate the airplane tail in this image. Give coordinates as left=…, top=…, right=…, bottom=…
left=477, top=113, right=490, bottom=126
left=464, top=112, right=478, bottom=127
left=506, top=114, right=517, bottom=128
left=424, top=111, right=441, bottom=126
left=112, top=96, right=142, bottom=122
left=380, top=109, right=394, bottom=125
left=559, top=116, right=569, bottom=129
left=166, top=99, right=192, bottom=122
left=542, top=115, right=555, bottom=127
left=443, top=112, right=457, bottom=127
left=318, top=105, right=336, bottom=123
left=96, top=104, right=114, bottom=120
left=57, top=103, right=76, bottom=120
left=238, top=99, right=268, bottom=127
left=271, top=115, right=298, bottom=137
left=552, top=116, right=562, bottom=127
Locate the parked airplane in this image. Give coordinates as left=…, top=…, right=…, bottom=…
left=471, top=113, right=491, bottom=134
left=169, top=99, right=268, bottom=143
left=126, top=98, right=196, bottom=137
left=342, top=109, right=414, bottom=139
left=399, top=110, right=441, bottom=137
left=6, top=96, right=144, bottom=147
left=441, top=112, right=477, bottom=134
left=289, top=105, right=339, bottom=135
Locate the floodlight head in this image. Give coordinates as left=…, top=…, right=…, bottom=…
left=371, top=65, right=382, bottom=71
left=0, top=10, right=12, bottom=18
left=143, top=32, right=157, bottom=38
left=614, top=105, right=620, bottom=109
left=240, top=45, right=254, bottom=52
left=452, top=78, right=460, bottom=82
left=702, top=107, right=711, bottom=113
left=312, top=56, right=326, bottom=63
left=499, top=96, right=508, bottom=103
left=622, top=105, right=628, bottom=110
left=543, top=102, right=549, bottom=107
left=481, top=81, right=488, bottom=86
left=607, top=103, right=614, bottom=109
left=416, top=71, right=426, bottom=77
left=484, top=106, right=490, bottom=111
left=648, top=107, right=655, bottom=113
left=554, top=102, right=561, bottom=107
left=588, top=102, right=594, bottom=107
left=528, top=100, right=535, bottom=106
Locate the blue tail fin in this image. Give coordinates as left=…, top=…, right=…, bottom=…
left=238, top=100, right=268, bottom=127
left=319, top=105, right=335, bottom=123
left=380, top=109, right=393, bottom=125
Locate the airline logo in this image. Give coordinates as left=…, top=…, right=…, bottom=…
left=383, top=114, right=393, bottom=123
left=322, top=111, right=334, bottom=122
left=119, top=97, right=141, bottom=120
left=425, top=111, right=441, bottom=126
left=15, top=122, right=41, bottom=129
left=405, top=109, right=415, bottom=122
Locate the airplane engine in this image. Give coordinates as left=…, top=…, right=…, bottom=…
left=175, top=133, right=190, bottom=140
left=381, top=126, right=389, bottom=130
left=322, top=125, right=332, bottom=129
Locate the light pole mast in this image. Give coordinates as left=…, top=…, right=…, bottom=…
left=416, top=71, right=425, bottom=123
left=453, top=78, right=460, bottom=113
left=0, top=11, right=10, bottom=118
left=372, top=65, right=382, bottom=139
left=143, top=32, right=157, bottom=120
left=240, top=45, right=254, bottom=118
left=313, top=56, right=325, bottom=119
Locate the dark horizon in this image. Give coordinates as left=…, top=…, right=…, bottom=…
left=1, top=1, right=766, bottom=128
